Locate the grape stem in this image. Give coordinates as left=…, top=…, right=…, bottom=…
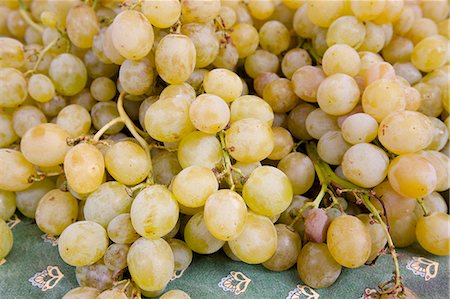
left=416, top=198, right=429, bottom=216
left=92, top=117, right=124, bottom=142
left=18, top=0, right=44, bottom=34
left=305, top=142, right=404, bottom=296
left=24, top=37, right=59, bottom=77
left=218, top=131, right=235, bottom=191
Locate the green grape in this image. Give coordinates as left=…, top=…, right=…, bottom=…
left=322, top=44, right=361, bottom=77
left=69, top=88, right=97, bottom=112
left=0, top=7, right=9, bottom=35
left=341, top=143, right=389, bottom=188
left=297, top=242, right=342, bottom=289
left=414, top=83, right=443, bottom=118
left=130, top=185, right=179, bottom=239
left=91, top=101, right=125, bottom=135
left=172, top=166, right=218, bottom=208
left=317, top=74, right=360, bottom=116
left=262, top=224, right=302, bottom=272
left=177, top=131, right=222, bottom=169
left=0, top=149, right=36, bottom=192
left=204, top=189, right=247, bottom=241
left=96, top=289, right=127, bottom=299
left=180, top=0, right=221, bottom=23
left=35, top=189, right=78, bottom=236
left=27, top=74, right=55, bottom=103
left=378, top=111, right=433, bottom=155
left=64, top=143, right=105, bottom=194
left=58, top=221, right=109, bottom=267
left=184, top=212, right=225, bottom=254
left=119, top=57, right=155, bottom=96
left=0, top=68, right=27, bottom=108
left=0, top=218, right=13, bottom=259
left=358, top=21, right=385, bottom=53
left=75, top=262, right=115, bottom=291
left=142, top=0, right=181, bottom=29
left=341, top=113, right=378, bottom=144
left=327, top=16, right=366, bottom=48
left=317, top=131, right=351, bottom=166
left=358, top=51, right=384, bottom=79
left=263, top=78, right=300, bottom=114
left=291, top=66, right=325, bottom=103
left=420, top=150, right=449, bottom=192
left=306, top=0, right=346, bottom=28
left=0, top=112, right=17, bottom=148
left=155, top=34, right=196, bottom=85
left=258, top=20, right=290, bottom=55
left=357, top=214, right=387, bottom=262
left=390, top=213, right=418, bottom=248
left=107, top=213, right=139, bottom=245
left=203, top=68, right=243, bottom=103
left=268, top=127, right=294, bottom=160
left=327, top=215, right=372, bottom=268
left=388, top=153, right=437, bottom=198
left=278, top=195, right=311, bottom=236
left=0, top=189, right=15, bottom=220
left=228, top=212, right=277, bottom=264
left=167, top=238, right=193, bottom=271
left=213, top=43, right=239, bottom=70
left=84, top=182, right=132, bottom=228
left=103, top=243, right=129, bottom=271
left=225, top=118, right=274, bottom=163
left=37, top=94, right=67, bottom=118
left=20, top=123, right=70, bottom=168
left=416, top=213, right=449, bottom=256
left=90, top=77, right=116, bottom=102
left=350, top=0, right=385, bottom=21
left=437, top=19, right=450, bottom=38
left=145, top=97, right=194, bottom=142
left=242, top=166, right=292, bottom=216
left=181, top=22, right=219, bottom=68
left=66, top=3, right=99, bottom=49
left=287, top=103, right=315, bottom=140
left=15, top=178, right=55, bottom=219
left=230, top=95, right=274, bottom=126
left=105, top=141, right=151, bottom=185
left=382, top=36, right=414, bottom=64
left=152, top=150, right=182, bottom=186
left=56, top=104, right=91, bottom=138
left=160, top=83, right=196, bottom=103
left=49, top=53, right=87, bottom=96
left=281, top=48, right=312, bottom=80
left=128, top=237, right=174, bottom=291
left=230, top=23, right=259, bottom=58
left=244, top=49, right=279, bottom=79
left=411, top=35, right=448, bottom=72
left=277, top=152, right=315, bottom=195
left=189, top=94, right=230, bottom=134
left=84, top=50, right=119, bottom=79
left=0, top=37, right=24, bottom=68
left=62, top=287, right=100, bottom=299
left=12, top=105, right=46, bottom=138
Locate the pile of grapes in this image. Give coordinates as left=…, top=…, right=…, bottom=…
left=0, top=0, right=449, bottom=298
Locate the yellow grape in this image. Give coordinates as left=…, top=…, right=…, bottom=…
left=0, top=67, right=27, bottom=108
left=416, top=213, right=450, bottom=256
left=189, top=94, right=230, bottom=134
left=291, top=66, right=325, bottom=103
left=322, top=44, right=361, bottom=77
left=372, top=0, right=404, bottom=24
left=306, top=0, right=346, bottom=28
left=0, top=218, right=13, bottom=259
left=341, top=113, right=378, bottom=144
left=268, top=127, right=294, bottom=161
left=66, top=3, right=99, bottom=49
left=49, top=53, right=87, bottom=96
left=317, top=74, right=360, bottom=116
left=358, top=21, right=385, bottom=53
left=317, top=131, right=351, bottom=165
left=177, top=131, right=222, bottom=169
left=141, top=0, right=181, bottom=29
left=0, top=37, right=24, bottom=68
left=407, top=18, right=438, bottom=45
left=180, top=0, right=221, bottom=24
left=263, top=78, right=300, bottom=114
left=259, top=20, right=290, bottom=55
left=277, top=151, right=315, bottom=196
left=350, top=0, right=386, bottom=21
left=293, top=4, right=316, bottom=39
left=247, top=0, right=275, bottom=20
left=0, top=112, right=17, bottom=148
left=326, top=16, right=366, bottom=48
left=230, top=95, right=274, bottom=126
left=184, top=212, right=225, bottom=254
left=119, top=58, right=155, bottom=96
left=411, top=35, right=448, bottom=72
left=203, top=68, right=243, bottom=103
left=181, top=22, right=219, bottom=68
left=281, top=48, right=312, bottom=80
left=56, top=104, right=91, bottom=138
left=229, top=23, right=259, bottom=58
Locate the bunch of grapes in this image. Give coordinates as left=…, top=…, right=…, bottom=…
left=0, top=0, right=449, bottom=298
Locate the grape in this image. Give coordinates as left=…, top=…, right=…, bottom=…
left=55, top=104, right=91, bottom=138
left=407, top=18, right=438, bottom=45
left=350, top=0, right=385, bottom=21
left=304, top=208, right=331, bottom=243
left=230, top=95, right=274, bottom=126
left=228, top=212, right=277, bottom=264
left=306, top=0, right=346, bottom=28
left=204, top=189, right=247, bottom=241
left=64, top=143, right=105, bottom=194
left=213, top=43, right=239, bottom=70
left=291, top=66, right=325, bottom=103
left=66, top=3, right=99, bottom=49
left=414, top=83, right=443, bottom=118
left=90, top=77, right=116, bottom=102
left=76, top=262, right=115, bottom=292
left=27, top=74, right=56, bottom=103
left=62, top=287, right=100, bottom=299
left=247, top=0, right=274, bottom=20
left=382, top=36, right=414, bottom=64
left=268, top=127, right=294, bottom=160
left=357, top=214, right=387, bottom=262
left=203, top=68, right=243, bottom=103
left=142, top=0, right=181, bottom=29
left=0, top=37, right=24, bottom=68
left=59, top=221, right=109, bottom=267
left=415, top=193, right=448, bottom=218
left=151, top=151, right=182, bottom=186
left=262, top=224, right=301, bottom=272
left=145, top=97, right=194, bottom=143
left=263, top=78, right=300, bottom=114
left=242, top=166, right=292, bottom=217
left=91, top=101, right=124, bottom=134
left=15, top=178, right=55, bottom=219
left=358, top=21, right=385, bottom=53
left=322, top=44, right=361, bottom=77
left=184, top=212, right=225, bottom=254
left=6, top=10, right=25, bottom=39
left=0, top=68, right=27, bottom=108
left=327, top=16, right=366, bottom=48
left=278, top=195, right=311, bottom=236
left=390, top=214, right=418, bottom=248
left=327, top=215, right=371, bottom=268
left=177, top=131, right=222, bottom=169
left=372, top=0, right=404, bottom=24
left=37, top=94, right=67, bottom=118
left=159, top=290, right=191, bottom=299
left=388, top=153, right=437, bottom=198
left=167, top=238, right=193, bottom=271
left=341, top=113, right=378, bottom=144
left=119, top=57, right=155, bottom=96
left=84, top=49, right=119, bottom=79
left=317, top=73, right=360, bottom=116
left=287, top=103, right=315, bottom=140
left=297, top=242, right=342, bottom=288
left=11, top=105, right=45, bottom=138
left=189, top=94, right=230, bottom=134
left=281, top=49, right=312, bottom=80
left=229, top=23, right=259, bottom=58
left=181, top=22, right=219, bottom=68
left=180, top=0, right=221, bottom=23
left=437, top=19, right=450, bottom=38
left=35, top=189, right=78, bottom=236
left=0, top=189, right=15, bottom=221
left=317, top=131, right=351, bottom=166
left=103, top=243, right=129, bottom=271
left=231, top=161, right=261, bottom=190
left=259, top=20, right=290, bottom=55
left=130, top=185, right=179, bottom=240
left=107, top=214, right=139, bottom=245
left=172, top=166, right=218, bottom=208
left=393, top=5, right=415, bottom=36
left=101, top=25, right=125, bottom=65
left=160, top=83, right=196, bottom=103
left=411, top=35, right=448, bottom=72
left=0, top=112, right=17, bottom=147
left=84, top=182, right=132, bottom=228
left=155, top=34, right=196, bottom=85
left=292, top=4, right=316, bottom=38
left=0, top=218, right=13, bottom=259
left=69, top=88, right=97, bottom=112
left=96, top=290, right=127, bottom=299
left=0, top=149, right=36, bottom=192
left=245, top=50, right=280, bottom=79
left=419, top=150, right=449, bottom=192
left=277, top=152, right=315, bottom=195
left=49, top=53, right=87, bottom=96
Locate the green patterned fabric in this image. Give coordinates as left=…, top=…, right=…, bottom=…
left=0, top=215, right=448, bottom=299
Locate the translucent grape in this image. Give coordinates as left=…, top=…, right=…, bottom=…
left=11, top=106, right=46, bottom=138
left=89, top=77, right=116, bottom=102
left=317, top=74, right=360, bottom=116
left=177, top=131, right=222, bottom=169
left=0, top=37, right=24, bottom=68
left=277, top=152, right=314, bottom=195
left=411, top=35, right=448, bottom=72
left=281, top=48, right=312, bottom=80
left=327, top=16, right=366, bottom=48
left=56, top=104, right=91, bottom=138
left=341, top=113, right=378, bottom=144
left=306, top=0, right=346, bottom=28
left=268, top=127, right=294, bottom=160
left=414, top=82, right=443, bottom=118
left=28, top=74, right=55, bottom=103
left=213, top=43, right=239, bottom=70
left=390, top=213, right=418, bottom=248
left=230, top=95, right=274, bottom=126
left=322, top=44, right=361, bottom=77
left=259, top=20, right=290, bottom=55
left=66, top=3, right=99, bottom=49
left=287, top=103, right=315, bottom=140
left=96, top=289, right=127, bottom=299
left=317, top=131, right=351, bottom=165
left=167, top=239, right=193, bottom=271
left=160, top=290, right=191, bottom=299
left=382, top=36, right=414, bottom=64
left=0, top=112, right=17, bottom=148
left=181, top=22, right=219, bottom=68
left=160, top=83, right=195, bottom=103
left=49, top=53, right=87, bottom=96
left=292, top=4, right=316, bottom=38
left=184, top=212, right=225, bottom=254
left=230, top=23, right=259, bottom=58
left=15, top=178, right=54, bottom=219
left=107, top=213, right=140, bottom=245
left=62, top=287, right=100, bottom=299
left=372, top=0, right=404, bottom=24
left=419, top=150, right=449, bottom=192
left=180, top=0, right=221, bottom=23
left=189, top=94, right=230, bottom=134
left=263, top=78, right=300, bottom=114
left=103, top=243, right=129, bottom=271
left=141, top=0, right=181, bottom=29
left=350, top=0, right=385, bottom=21
left=203, top=68, right=243, bottom=103
left=0, top=68, right=27, bottom=108
left=291, top=66, right=325, bottom=103
left=0, top=189, right=15, bottom=221
left=358, top=21, right=385, bottom=53
left=91, top=101, right=125, bottom=135
left=0, top=218, right=13, bottom=259
left=357, top=214, right=387, bottom=262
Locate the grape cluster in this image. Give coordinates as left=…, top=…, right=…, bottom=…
left=0, top=0, right=449, bottom=298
